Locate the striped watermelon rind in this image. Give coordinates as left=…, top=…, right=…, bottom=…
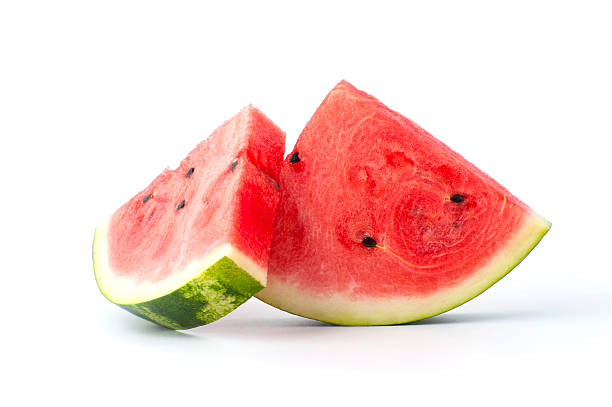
left=94, top=222, right=265, bottom=330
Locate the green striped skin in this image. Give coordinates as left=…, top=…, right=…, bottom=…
left=105, top=257, right=263, bottom=330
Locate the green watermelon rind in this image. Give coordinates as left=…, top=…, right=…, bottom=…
left=257, top=213, right=550, bottom=326
left=119, top=256, right=263, bottom=330
left=93, top=225, right=264, bottom=330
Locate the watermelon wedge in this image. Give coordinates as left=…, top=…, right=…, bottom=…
left=93, top=106, right=285, bottom=329
left=257, top=81, right=550, bottom=325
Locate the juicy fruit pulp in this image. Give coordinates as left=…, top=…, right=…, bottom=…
left=257, top=81, right=550, bottom=325
left=93, top=106, right=285, bottom=329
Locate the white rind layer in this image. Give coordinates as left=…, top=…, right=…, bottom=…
left=93, top=218, right=267, bottom=305
left=257, top=213, right=550, bottom=325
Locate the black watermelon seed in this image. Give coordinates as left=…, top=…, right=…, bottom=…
left=185, top=168, right=195, bottom=178
left=450, top=194, right=466, bottom=203
left=142, top=194, right=152, bottom=204
left=362, top=236, right=377, bottom=247
left=176, top=200, right=186, bottom=211
left=231, top=159, right=238, bottom=172
left=289, top=151, right=300, bottom=164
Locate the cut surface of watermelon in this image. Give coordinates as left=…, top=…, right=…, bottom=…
left=257, top=81, right=550, bottom=325
left=93, top=106, right=285, bottom=329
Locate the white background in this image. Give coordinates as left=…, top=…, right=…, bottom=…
left=1, top=1, right=610, bottom=406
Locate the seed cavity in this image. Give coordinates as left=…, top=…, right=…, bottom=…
left=142, top=194, right=152, bottom=204
left=450, top=194, right=465, bottom=203
left=177, top=200, right=186, bottom=211
left=185, top=168, right=195, bottom=178
left=289, top=151, right=300, bottom=164
left=231, top=159, right=238, bottom=172
left=362, top=236, right=377, bottom=247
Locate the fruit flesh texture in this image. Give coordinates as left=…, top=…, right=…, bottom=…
left=94, top=106, right=285, bottom=328
left=107, top=106, right=283, bottom=283
left=257, top=81, right=550, bottom=325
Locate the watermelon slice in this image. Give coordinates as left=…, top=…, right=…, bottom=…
left=257, top=81, right=550, bottom=325
left=93, top=106, right=285, bottom=329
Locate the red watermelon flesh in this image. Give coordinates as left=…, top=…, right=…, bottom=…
left=93, top=106, right=285, bottom=329
left=257, top=81, right=550, bottom=325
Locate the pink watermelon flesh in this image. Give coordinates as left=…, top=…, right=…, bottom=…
left=257, top=81, right=550, bottom=325
left=108, top=107, right=282, bottom=280
left=94, top=106, right=285, bottom=329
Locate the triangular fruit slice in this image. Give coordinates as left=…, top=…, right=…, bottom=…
left=93, top=106, right=285, bottom=329
left=257, top=81, right=550, bottom=325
